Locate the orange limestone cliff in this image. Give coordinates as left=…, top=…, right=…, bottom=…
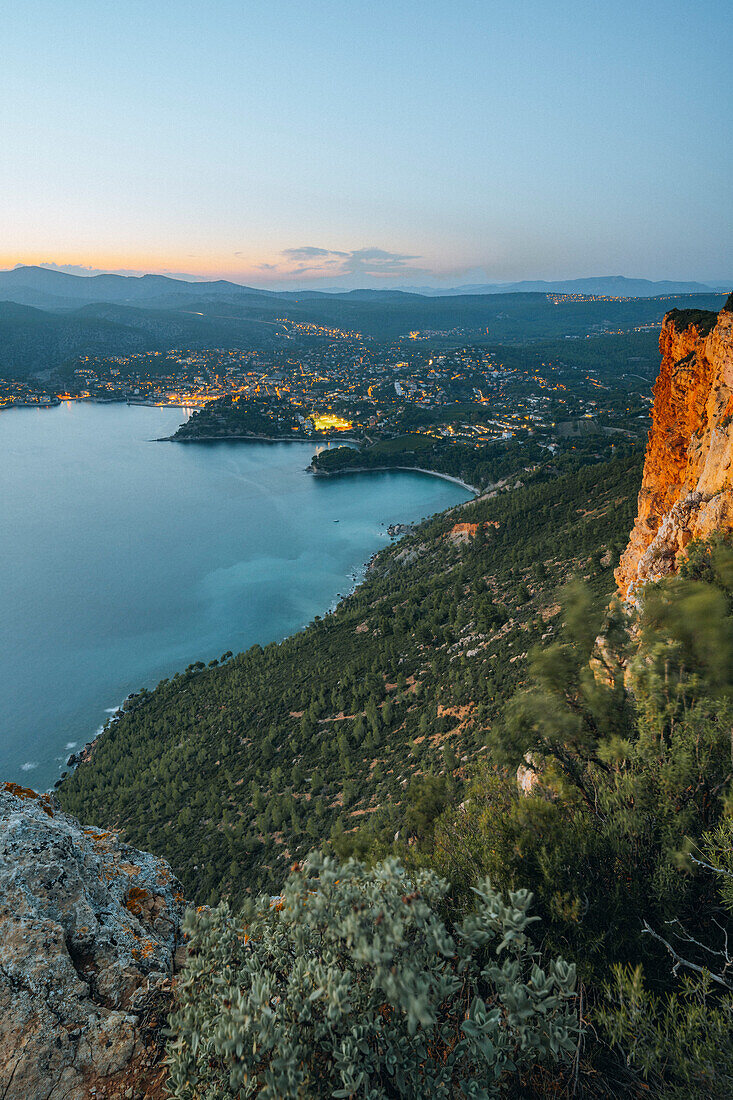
left=447, top=520, right=501, bottom=544
left=616, top=294, right=733, bottom=599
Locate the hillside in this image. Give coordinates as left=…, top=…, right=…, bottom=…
left=0, top=282, right=726, bottom=378
left=180, top=289, right=727, bottom=342
left=0, top=265, right=271, bottom=310
left=18, top=294, right=733, bottom=1096
left=0, top=300, right=280, bottom=378
left=59, top=447, right=642, bottom=903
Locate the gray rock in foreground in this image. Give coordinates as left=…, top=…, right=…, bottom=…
left=0, top=781, right=187, bottom=1100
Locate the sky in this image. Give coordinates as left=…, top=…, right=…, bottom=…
left=3, top=0, right=731, bottom=289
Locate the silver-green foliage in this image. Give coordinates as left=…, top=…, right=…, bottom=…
left=167, top=853, right=577, bottom=1098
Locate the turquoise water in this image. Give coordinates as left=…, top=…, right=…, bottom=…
left=0, top=402, right=469, bottom=789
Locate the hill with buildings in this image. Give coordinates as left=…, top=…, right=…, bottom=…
left=0, top=270, right=725, bottom=379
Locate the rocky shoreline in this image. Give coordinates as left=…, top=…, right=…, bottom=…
left=53, top=467, right=473, bottom=792
left=387, top=522, right=414, bottom=537
left=58, top=693, right=146, bottom=787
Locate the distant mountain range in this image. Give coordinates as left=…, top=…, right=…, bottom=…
left=0, top=265, right=273, bottom=311
left=394, top=276, right=728, bottom=297
left=0, top=265, right=727, bottom=378
left=0, top=266, right=727, bottom=310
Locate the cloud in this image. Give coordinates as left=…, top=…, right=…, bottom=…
left=282, top=246, right=350, bottom=262
left=277, top=245, right=429, bottom=279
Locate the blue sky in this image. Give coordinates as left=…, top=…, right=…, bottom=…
left=3, top=0, right=731, bottom=287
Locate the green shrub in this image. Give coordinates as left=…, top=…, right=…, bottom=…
left=167, top=853, right=578, bottom=1098
left=599, top=966, right=733, bottom=1099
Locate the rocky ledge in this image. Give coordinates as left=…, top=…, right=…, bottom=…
left=0, top=781, right=187, bottom=1100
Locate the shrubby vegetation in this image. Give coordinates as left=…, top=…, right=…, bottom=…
left=59, top=447, right=641, bottom=902
left=163, top=539, right=733, bottom=1095
left=168, top=853, right=578, bottom=1099
left=172, top=395, right=300, bottom=439
left=58, top=429, right=733, bottom=1093
left=599, top=825, right=733, bottom=1100
left=401, top=538, right=732, bottom=1094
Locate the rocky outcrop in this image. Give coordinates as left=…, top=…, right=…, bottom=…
left=616, top=295, right=733, bottom=598
left=447, top=520, right=500, bottom=544
left=0, top=781, right=187, bottom=1100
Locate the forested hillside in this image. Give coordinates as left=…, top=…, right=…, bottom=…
left=59, top=447, right=642, bottom=903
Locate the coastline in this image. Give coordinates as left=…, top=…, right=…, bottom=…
left=39, top=437, right=470, bottom=791
left=156, top=433, right=362, bottom=444
left=310, top=464, right=479, bottom=495
left=53, top=536, right=377, bottom=787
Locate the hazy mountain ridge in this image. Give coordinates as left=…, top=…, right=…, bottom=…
left=0, top=266, right=271, bottom=310
left=0, top=299, right=281, bottom=377
left=1, top=266, right=725, bottom=310
left=0, top=265, right=726, bottom=379
left=395, top=275, right=726, bottom=297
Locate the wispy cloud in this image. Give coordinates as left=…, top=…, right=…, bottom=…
left=278, top=246, right=430, bottom=279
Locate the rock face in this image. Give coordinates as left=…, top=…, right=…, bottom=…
left=447, top=520, right=500, bottom=544
left=0, top=781, right=187, bottom=1100
left=616, top=295, right=733, bottom=598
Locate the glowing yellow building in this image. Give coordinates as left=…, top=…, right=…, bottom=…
left=310, top=413, right=352, bottom=431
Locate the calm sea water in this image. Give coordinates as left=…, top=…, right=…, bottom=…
left=0, top=402, right=469, bottom=789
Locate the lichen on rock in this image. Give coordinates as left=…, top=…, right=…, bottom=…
left=0, top=781, right=187, bottom=1100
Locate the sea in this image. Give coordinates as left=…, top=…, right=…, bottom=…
left=0, top=401, right=470, bottom=790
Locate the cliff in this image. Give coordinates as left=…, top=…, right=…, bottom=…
left=0, top=782, right=186, bottom=1100
left=616, top=294, right=733, bottom=598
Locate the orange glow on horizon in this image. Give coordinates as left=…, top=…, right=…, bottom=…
left=0, top=248, right=457, bottom=287
left=0, top=250, right=283, bottom=286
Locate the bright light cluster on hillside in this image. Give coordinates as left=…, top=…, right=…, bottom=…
left=311, top=413, right=352, bottom=431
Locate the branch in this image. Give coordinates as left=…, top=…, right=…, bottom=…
left=690, top=853, right=733, bottom=880
left=571, top=982, right=584, bottom=1097
left=642, top=920, right=733, bottom=989
left=664, top=917, right=732, bottom=965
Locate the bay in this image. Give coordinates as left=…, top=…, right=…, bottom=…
left=0, top=402, right=470, bottom=789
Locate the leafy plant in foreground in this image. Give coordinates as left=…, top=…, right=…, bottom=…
left=167, top=853, right=578, bottom=1098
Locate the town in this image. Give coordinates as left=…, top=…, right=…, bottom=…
left=0, top=326, right=657, bottom=458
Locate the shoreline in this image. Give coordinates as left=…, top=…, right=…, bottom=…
left=0, top=401, right=61, bottom=411
left=52, top=537, right=375, bottom=788
left=51, top=464, right=470, bottom=788
left=41, top=435, right=471, bottom=791
left=156, top=433, right=362, bottom=444
left=310, top=464, right=479, bottom=495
